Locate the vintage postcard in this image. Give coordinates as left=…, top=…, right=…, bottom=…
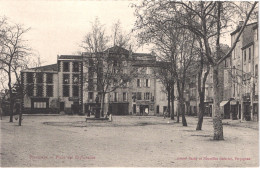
left=0, top=0, right=259, bottom=168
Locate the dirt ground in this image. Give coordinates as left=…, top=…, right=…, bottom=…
left=0, top=115, right=259, bottom=167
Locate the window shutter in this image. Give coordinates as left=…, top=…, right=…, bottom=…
left=140, top=79, right=142, bottom=87
left=148, top=79, right=150, bottom=87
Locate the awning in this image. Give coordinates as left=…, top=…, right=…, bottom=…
left=220, top=100, right=229, bottom=107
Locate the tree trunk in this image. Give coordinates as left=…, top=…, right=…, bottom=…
left=9, top=92, right=13, bottom=123
left=176, top=102, right=180, bottom=123
left=18, top=103, right=22, bottom=126
left=179, top=97, right=187, bottom=126
left=171, top=101, right=174, bottom=120
left=171, top=85, right=175, bottom=120
left=8, top=69, right=13, bottom=122
left=196, top=93, right=205, bottom=130
left=100, top=93, right=105, bottom=117
left=212, top=66, right=224, bottom=140
left=167, top=86, right=171, bottom=118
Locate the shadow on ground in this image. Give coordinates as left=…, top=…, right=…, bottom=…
left=43, top=121, right=175, bottom=127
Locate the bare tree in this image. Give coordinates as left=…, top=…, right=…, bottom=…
left=134, top=1, right=257, bottom=137
left=0, top=18, right=31, bottom=124
left=111, top=20, right=132, bottom=48
left=134, top=2, right=197, bottom=126
left=82, top=18, right=137, bottom=117
left=154, top=62, right=175, bottom=120
left=163, top=1, right=257, bottom=139
left=196, top=39, right=210, bottom=130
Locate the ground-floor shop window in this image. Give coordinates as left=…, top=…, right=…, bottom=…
left=34, top=102, right=47, bottom=108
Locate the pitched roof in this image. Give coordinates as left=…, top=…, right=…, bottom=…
left=132, top=53, right=152, bottom=57
left=58, top=55, right=82, bottom=60
left=230, top=22, right=257, bottom=35
left=28, top=64, right=58, bottom=72
left=105, top=46, right=129, bottom=55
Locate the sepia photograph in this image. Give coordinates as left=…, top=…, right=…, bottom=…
left=0, top=0, right=259, bottom=168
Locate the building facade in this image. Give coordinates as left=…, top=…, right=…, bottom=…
left=21, top=64, right=59, bottom=114
left=230, top=22, right=258, bottom=121
left=21, top=46, right=169, bottom=115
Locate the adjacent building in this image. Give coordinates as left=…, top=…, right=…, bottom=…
left=230, top=22, right=258, bottom=121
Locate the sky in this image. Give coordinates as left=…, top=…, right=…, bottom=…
left=0, top=0, right=141, bottom=66
left=0, top=0, right=238, bottom=67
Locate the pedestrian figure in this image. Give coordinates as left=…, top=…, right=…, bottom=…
left=109, top=114, right=113, bottom=122
left=164, top=108, right=169, bottom=119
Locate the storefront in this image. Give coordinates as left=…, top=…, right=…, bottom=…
left=230, top=99, right=238, bottom=120
left=220, top=100, right=230, bottom=119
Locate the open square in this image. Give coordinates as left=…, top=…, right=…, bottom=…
left=1, top=115, right=258, bottom=167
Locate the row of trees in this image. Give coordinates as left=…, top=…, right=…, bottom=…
left=133, top=1, right=258, bottom=140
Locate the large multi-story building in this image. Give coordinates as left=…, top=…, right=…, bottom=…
left=230, top=22, right=258, bottom=121
left=21, top=64, right=59, bottom=114
left=21, top=46, right=170, bottom=116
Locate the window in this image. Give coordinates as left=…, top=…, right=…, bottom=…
left=88, top=79, right=94, bottom=91
left=137, top=79, right=141, bottom=87
left=73, top=74, right=79, bottom=84
left=63, top=62, right=70, bottom=72
left=34, top=102, right=46, bottom=108
left=88, top=92, right=93, bottom=100
left=114, top=92, right=118, bottom=102
left=26, top=84, right=34, bottom=97
left=137, top=92, right=142, bottom=100
left=132, top=92, right=136, bottom=102
left=27, top=72, right=34, bottom=84
left=63, top=85, right=70, bottom=97
left=145, top=79, right=150, bottom=87
left=73, top=85, right=79, bottom=97
left=123, top=92, right=127, bottom=101
left=144, top=92, right=150, bottom=100
left=46, top=85, right=53, bottom=97
left=244, top=50, right=246, bottom=63
left=36, top=85, right=43, bottom=97
left=73, top=62, right=79, bottom=72
left=63, top=74, right=70, bottom=84
left=88, top=67, right=94, bottom=78
left=36, top=73, right=43, bottom=84
left=249, top=48, right=251, bottom=62
left=46, top=73, right=53, bottom=84
left=146, top=67, right=151, bottom=74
